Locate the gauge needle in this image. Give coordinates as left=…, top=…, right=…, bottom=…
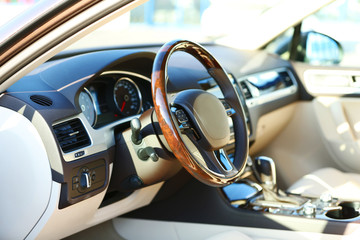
left=121, top=101, right=126, bottom=112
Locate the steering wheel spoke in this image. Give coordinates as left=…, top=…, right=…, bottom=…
left=182, top=135, right=237, bottom=177
left=202, top=148, right=238, bottom=177
left=214, top=149, right=236, bottom=172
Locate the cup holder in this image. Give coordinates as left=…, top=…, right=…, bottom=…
left=326, top=202, right=360, bottom=220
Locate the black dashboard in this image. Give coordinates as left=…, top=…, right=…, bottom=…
left=0, top=44, right=300, bottom=208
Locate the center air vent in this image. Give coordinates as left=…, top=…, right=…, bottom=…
left=239, top=81, right=252, bottom=99
left=53, top=118, right=91, bottom=153
left=30, top=95, right=53, bottom=106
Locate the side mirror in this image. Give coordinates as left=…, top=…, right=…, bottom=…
left=301, top=31, right=343, bottom=65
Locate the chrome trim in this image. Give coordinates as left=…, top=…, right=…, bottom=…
left=81, top=87, right=98, bottom=127
left=81, top=172, right=91, bottom=188
left=217, top=148, right=234, bottom=172
left=113, top=77, right=143, bottom=116
left=102, top=70, right=151, bottom=82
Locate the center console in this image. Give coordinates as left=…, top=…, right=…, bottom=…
left=222, top=156, right=360, bottom=222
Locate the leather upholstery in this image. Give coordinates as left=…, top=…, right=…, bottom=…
left=288, top=168, right=360, bottom=201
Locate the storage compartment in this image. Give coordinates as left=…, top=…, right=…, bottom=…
left=326, top=202, right=360, bottom=219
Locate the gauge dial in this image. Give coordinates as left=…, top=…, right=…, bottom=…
left=79, top=88, right=97, bottom=126
left=114, top=77, right=142, bottom=116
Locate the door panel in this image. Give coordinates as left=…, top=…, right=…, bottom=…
left=257, top=62, right=360, bottom=188
left=314, top=97, right=360, bottom=172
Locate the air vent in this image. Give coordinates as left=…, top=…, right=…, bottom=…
left=30, top=95, right=53, bottom=106
left=239, top=81, right=252, bottom=99
left=53, top=119, right=91, bottom=153
left=279, top=71, right=294, bottom=87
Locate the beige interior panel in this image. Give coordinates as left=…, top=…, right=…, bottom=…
left=313, top=97, right=360, bottom=172
left=34, top=157, right=163, bottom=240
left=112, top=218, right=356, bottom=240
left=64, top=220, right=125, bottom=240
left=257, top=102, right=339, bottom=188
left=36, top=178, right=163, bottom=239
left=121, top=110, right=182, bottom=185
left=250, top=103, right=296, bottom=156
left=288, top=167, right=360, bottom=200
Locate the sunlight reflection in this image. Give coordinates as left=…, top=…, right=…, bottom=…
left=0, top=113, right=21, bottom=131
left=317, top=96, right=338, bottom=107
left=337, top=122, right=350, bottom=134
left=350, top=148, right=355, bottom=155
left=339, top=143, right=346, bottom=152
left=354, top=121, right=360, bottom=133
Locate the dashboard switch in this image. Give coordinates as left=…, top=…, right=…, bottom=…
left=137, top=147, right=159, bottom=162
left=80, top=172, right=91, bottom=189
left=131, top=118, right=142, bottom=145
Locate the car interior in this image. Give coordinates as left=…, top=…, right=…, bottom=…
left=1, top=0, right=360, bottom=239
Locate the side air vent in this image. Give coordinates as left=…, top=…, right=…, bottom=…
left=30, top=95, right=53, bottom=106
left=239, top=81, right=252, bottom=99
left=53, top=119, right=91, bottom=153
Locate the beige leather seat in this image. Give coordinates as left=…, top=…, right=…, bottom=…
left=288, top=167, right=360, bottom=201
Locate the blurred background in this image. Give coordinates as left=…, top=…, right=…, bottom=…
left=2, top=0, right=360, bottom=67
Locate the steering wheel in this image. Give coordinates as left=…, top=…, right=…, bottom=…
left=151, top=40, right=248, bottom=186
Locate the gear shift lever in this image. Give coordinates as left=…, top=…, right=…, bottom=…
left=253, top=156, right=277, bottom=192
left=252, top=156, right=307, bottom=207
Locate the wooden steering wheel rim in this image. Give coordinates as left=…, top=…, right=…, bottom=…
left=151, top=39, right=249, bottom=186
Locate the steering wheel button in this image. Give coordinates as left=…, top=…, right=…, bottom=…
left=226, top=109, right=236, bottom=116
left=181, top=123, right=190, bottom=128
left=221, top=101, right=230, bottom=109
left=175, top=110, right=188, bottom=123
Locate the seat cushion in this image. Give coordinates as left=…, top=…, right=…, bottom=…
left=287, top=167, right=360, bottom=201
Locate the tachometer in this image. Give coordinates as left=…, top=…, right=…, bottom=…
left=79, top=88, right=97, bottom=126
left=114, top=77, right=142, bottom=116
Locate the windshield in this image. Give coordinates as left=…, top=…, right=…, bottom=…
left=67, top=0, right=282, bottom=50
left=0, top=0, right=332, bottom=51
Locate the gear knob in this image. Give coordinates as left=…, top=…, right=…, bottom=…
left=254, top=156, right=277, bottom=191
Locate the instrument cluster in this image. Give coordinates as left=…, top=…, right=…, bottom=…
left=78, top=71, right=153, bottom=128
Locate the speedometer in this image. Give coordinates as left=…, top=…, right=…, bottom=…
left=113, top=77, right=142, bottom=116
left=79, top=88, right=97, bottom=126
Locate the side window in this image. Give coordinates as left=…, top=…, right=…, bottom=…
left=267, top=0, right=360, bottom=67
left=265, top=28, right=294, bottom=60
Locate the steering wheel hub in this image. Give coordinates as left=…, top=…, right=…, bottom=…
left=174, top=89, right=230, bottom=151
